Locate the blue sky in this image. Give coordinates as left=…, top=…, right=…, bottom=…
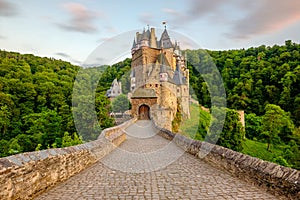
left=1, top=0, right=300, bottom=66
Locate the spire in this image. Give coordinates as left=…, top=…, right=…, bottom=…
left=142, top=28, right=148, bottom=40
left=146, top=27, right=151, bottom=39
left=174, top=41, right=181, bottom=56
left=161, top=29, right=170, bottom=41
left=159, top=53, right=168, bottom=82
left=173, top=58, right=185, bottom=85
left=160, top=27, right=173, bottom=49
left=132, top=38, right=136, bottom=49
left=141, top=27, right=150, bottom=47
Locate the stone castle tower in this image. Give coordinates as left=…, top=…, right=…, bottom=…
left=129, top=26, right=190, bottom=131
left=105, top=78, right=122, bottom=100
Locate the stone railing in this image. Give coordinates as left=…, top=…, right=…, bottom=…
left=0, top=119, right=134, bottom=200
left=99, top=117, right=136, bottom=146
left=155, top=126, right=299, bottom=200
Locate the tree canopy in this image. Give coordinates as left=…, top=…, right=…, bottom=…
left=0, top=50, right=130, bottom=157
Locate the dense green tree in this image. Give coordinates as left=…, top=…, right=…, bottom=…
left=111, top=94, right=130, bottom=113
left=0, top=105, right=11, bottom=138
left=0, top=139, right=9, bottom=157
left=207, top=108, right=244, bottom=152
left=245, top=113, right=262, bottom=140
left=95, top=94, right=114, bottom=129
left=0, top=50, right=126, bottom=157
left=194, top=109, right=211, bottom=140
left=261, top=104, right=294, bottom=151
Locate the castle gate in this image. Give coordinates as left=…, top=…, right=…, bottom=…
left=138, top=104, right=150, bottom=120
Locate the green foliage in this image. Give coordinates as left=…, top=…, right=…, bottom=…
left=183, top=105, right=244, bottom=152
left=61, top=132, right=83, bottom=147
left=23, top=109, right=63, bottom=149
left=187, top=40, right=300, bottom=126
left=0, top=50, right=128, bottom=157
left=242, top=139, right=284, bottom=161
left=272, top=156, right=291, bottom=168
left=261, top=104, right=294, bottom=150
left=0, top=139, right=9, bottom=157
left=242, top=139, right=298, bottom=168
left=195, top=109, right=211, bottom=140
left=207, top=108, right=245, bottom=152
left=186, top=41, right=300, bottom=169
left=8, top=138, right=22, bottom=155
left=179, top=103, right=200, bottom=137
left=245, top=113, right=262, bottom=140
left=35, top=144, right=42, bottom=151
left=95, top=94, right=114, bottom=129
left=111, top=94, right=130, bottom=113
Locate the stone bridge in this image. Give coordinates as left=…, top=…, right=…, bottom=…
left=0, top=119, right=299, bottom=200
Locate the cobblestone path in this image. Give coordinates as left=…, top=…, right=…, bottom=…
left=36, top=120, right=283, bottom=200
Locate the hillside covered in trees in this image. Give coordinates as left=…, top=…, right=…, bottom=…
left=187, top=40, right=300, bottom=125
left=0, top=40, right=299, bottom=169
left=185, top=40, right=300, bottom=169
left=0, top=50, right=130, bottom=157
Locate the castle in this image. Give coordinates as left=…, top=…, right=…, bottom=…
left=129, top=26, right=190, bottom=131
left=106, top=78, right=122, bottom=100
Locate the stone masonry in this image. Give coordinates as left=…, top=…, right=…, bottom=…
left=130, top=26, right=190, bottom=131
left=35, top=120, right=291, bottom=200
left=0, top=119, right=133, bottom=200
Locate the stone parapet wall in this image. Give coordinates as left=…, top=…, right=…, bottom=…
left=0, top=119, right=133, bottom=200
left=155, top=126, right=299, bottom=199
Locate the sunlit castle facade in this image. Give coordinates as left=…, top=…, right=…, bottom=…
left=129, top=25, right=190, bottom=131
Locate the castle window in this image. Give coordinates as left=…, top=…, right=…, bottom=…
left=155, top=84, right=158, bottom=87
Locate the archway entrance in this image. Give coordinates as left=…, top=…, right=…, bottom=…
left=138, top=105, right=150, bottom=120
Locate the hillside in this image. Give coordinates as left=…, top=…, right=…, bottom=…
left=0, top=50, right=130, bottom=157
left=184, top=40, right=300, bottom=169
left=186, top=40, right=300, bottom=126
left=0, top=40, right=299, bottom=169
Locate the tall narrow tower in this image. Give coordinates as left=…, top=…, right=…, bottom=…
left=130, top=25, right=190, bottom=130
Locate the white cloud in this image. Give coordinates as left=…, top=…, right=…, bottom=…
left=58, top=2, right=101, bottom=33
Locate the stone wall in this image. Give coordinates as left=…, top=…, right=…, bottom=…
left=155, top=126, right=299, bottom=199
left=0, top=119, right=134, bottom=200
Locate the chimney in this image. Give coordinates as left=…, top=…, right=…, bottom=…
left=150, top=28, right=157, bottom=48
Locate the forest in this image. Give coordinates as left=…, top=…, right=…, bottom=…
left=0, top=50, right=130, bottom=157
left=185, top=40, right=300, bottom=169
left=0, top=40, right=299, bottom=169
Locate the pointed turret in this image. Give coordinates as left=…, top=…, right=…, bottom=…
left=141, top=28, right=149, bottom=47
left=174, top=41, right=181, bottom=56
left=131, top=38, right=137, bottom=54
left=159, top=64, right=168, bottom=82
left=146, top=26, right=151, bottom=39
left=160, top=28, right=173, bottom=49
left=132, top=38, right=136, bottom=49
left=172, top=58, right=185, bottom=85
left=159, top=50, right=168, bottom=82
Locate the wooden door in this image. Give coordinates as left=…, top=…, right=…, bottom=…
left=138, top=105, right=150, bottom=120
